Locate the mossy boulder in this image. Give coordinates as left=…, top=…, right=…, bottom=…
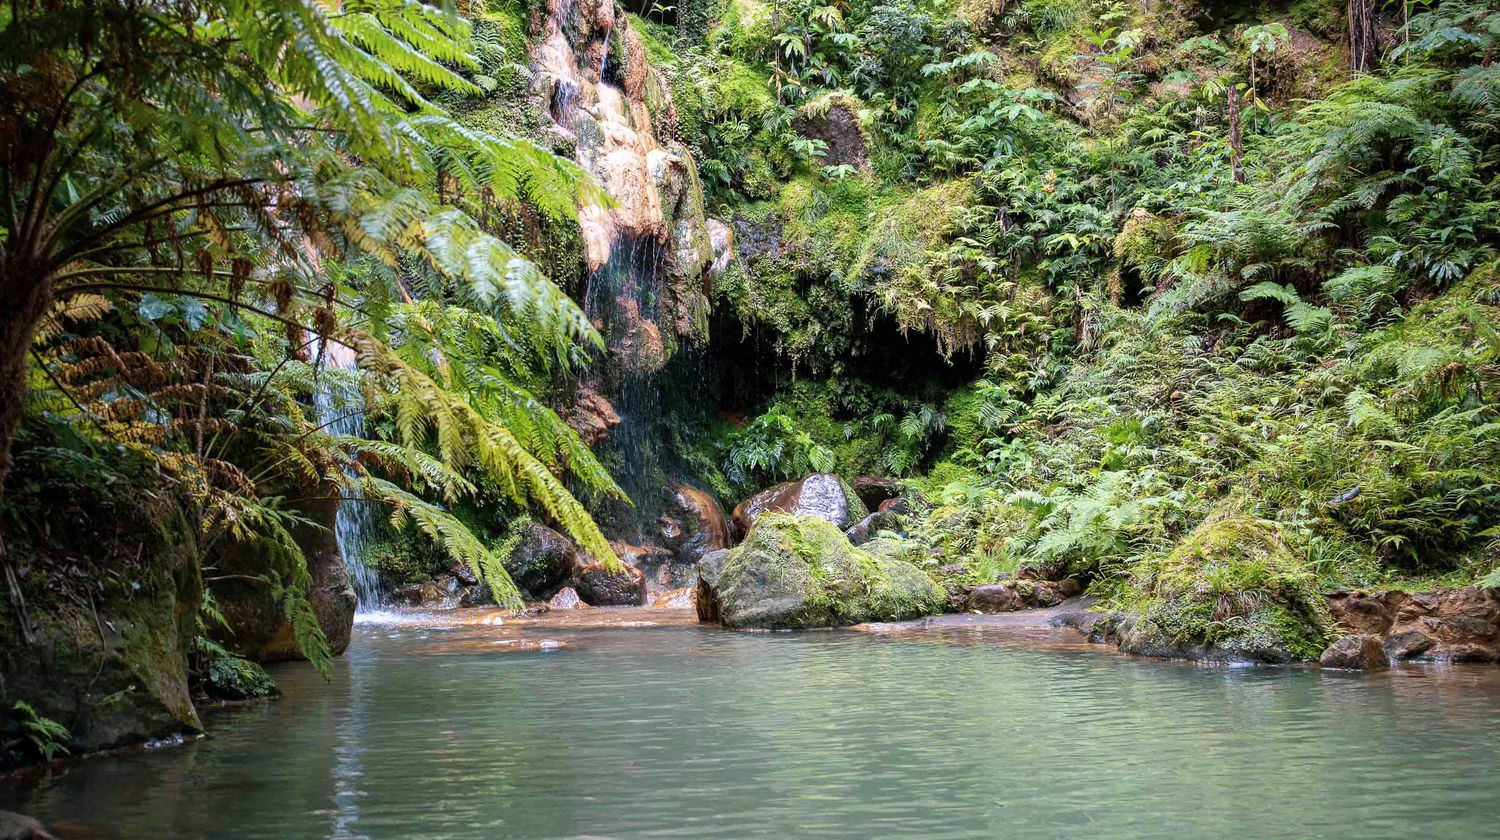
left=1117, top=514, right=1335, bottom=663
left=700, top=514, right=945, bottom=629
left=1, top=498, right=203, bottom=764
left=202, top=651, right=278, bottom=701
left=504, top=523, right=579, bottom=599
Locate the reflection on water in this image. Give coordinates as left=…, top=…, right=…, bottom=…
left=5, top=610, right=1500, bottom=840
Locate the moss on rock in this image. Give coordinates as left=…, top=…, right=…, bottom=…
left=1118, top=513, right=1335, bottom=663
left=706, top=513, right=945, bottom=628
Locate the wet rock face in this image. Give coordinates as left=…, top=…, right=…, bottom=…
left=1320, top=635, right=1391, bottom=670
left=504, top=524, right=579, bottom=599
left=732, top=473, right=869, bottom=538
left=2, top=502, right=204, bottom=758
left=389, top=575, right=463, bottom=610
left=850, top=476, right=903, bottom=511
left=845, top=498, right=910, bottom=546
left=659, top=480, right=731, bottom=563
left=695, top=548, right=731, bottom=624
left=571, top=561, right=647, bottom=606
left=216, top=494, right=356, bottom=662
left=793, top=94, right=867, bottom=169
left=698, top=514, right=944, bottom=629
left=614, top=541, right=690, bottom=596
left=564, top=382, right=621, bottom=448
left=1325, top=586, right=1500, bottom=662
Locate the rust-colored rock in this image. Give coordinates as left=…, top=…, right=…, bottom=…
left=731, top=473, right=867, bottom=537
left=1320, top=634, right=1390, bottom=670
left=1326, top=589, right=1403, bottom=635
left=963, top=581, right=1066, bottom=613
left=564, top=382, right=620, bottom=448
left=1326, top=586, right=1500, bottom=662
left=660, top=481, right=730, bottom=562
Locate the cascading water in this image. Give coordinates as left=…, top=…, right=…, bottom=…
left=314, top=343, right=382, bottom=608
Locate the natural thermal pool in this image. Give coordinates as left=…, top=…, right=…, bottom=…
left=5, top=609, right=1500, bottom=839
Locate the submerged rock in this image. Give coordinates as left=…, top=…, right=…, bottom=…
left=571, top=561, right=647, bottom=606
left=1115, top=513, right=1334, bottom=664
left=698, top=514, right=944, bottom=629
left=650, top=587, right=696, bottom=609
left=504, top=524, right=579, bottom=598
left=732, top=473, right=868, bottom=537
left=1320, top=635, right=1390, bottom=670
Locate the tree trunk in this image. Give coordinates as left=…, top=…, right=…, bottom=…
left=0, top=264, right=53, bottom=501
left=1349, top=0, right=1379, bottom=73
left=1228, top=84, right=1246, bottom=184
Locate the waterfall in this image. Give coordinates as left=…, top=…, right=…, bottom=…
left=314, top=343, right=382, bottom=609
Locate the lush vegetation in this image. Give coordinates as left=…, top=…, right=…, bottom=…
left=655, top=0, right=1500, bottom=604
left=4, top=0, right=1500, bottom=765
left=0, top=0, right=625, bottom=705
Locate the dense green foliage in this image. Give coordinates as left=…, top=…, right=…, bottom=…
left=0, top=0, right=624, bottom=677
left=657, top=0, right=1500, bottom=601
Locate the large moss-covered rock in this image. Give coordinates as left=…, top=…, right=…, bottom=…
left=700, top=514, right=944, bottom=629
left=1, top=497, right=203, bottom=763
left=1117, top=513, right=1335, bottom=663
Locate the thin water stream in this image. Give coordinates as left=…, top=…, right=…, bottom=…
left=5, top=609, right=1500, bottom=839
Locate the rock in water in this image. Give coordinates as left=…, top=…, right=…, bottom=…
left=572, top=561, right=647, bottom=606
left=660, top=480, right=731, bottom=564
left=1320, top=635, right=1390, bottom=670
left=505, top=524, right=579, bottom=598
left=699, top=514, right=945, bottom=629
left=216, top=494, right=356, bottom=661
left=548, top=587, right=587, bottom=610
left=695, top=549, right=731, bottom=623
left=732, top=473, right=868, bottom=537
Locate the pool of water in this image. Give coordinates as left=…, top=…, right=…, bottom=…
left=5, top=609, right=1500, bottom=839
